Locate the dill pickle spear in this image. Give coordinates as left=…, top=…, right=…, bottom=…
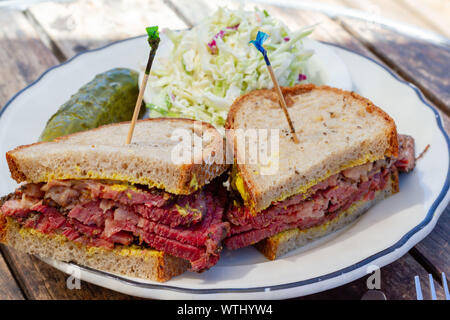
left=39, top=68, right=141, bottom=141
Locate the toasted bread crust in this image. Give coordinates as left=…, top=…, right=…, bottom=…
left=226, top=84, right=399, bottom=211
left=6, top=151, right=26, bottom=183
left=6, top=118, right=228, bottom=195
left=52, top=117, right=219, bottom=143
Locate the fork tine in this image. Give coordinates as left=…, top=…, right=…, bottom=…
left=442, top=272, right=450, bottom=301
left=429, top=274, right=437, bottom=300
left=415, top=275, right=423, bottom=300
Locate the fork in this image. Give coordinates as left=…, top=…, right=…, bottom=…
left=415, top=272, right=450, bottom=300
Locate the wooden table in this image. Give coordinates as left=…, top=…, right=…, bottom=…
left=0, top=0, right=448, bottom=300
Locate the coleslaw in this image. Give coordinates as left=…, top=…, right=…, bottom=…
left=143, top=7, right=315, bottom=127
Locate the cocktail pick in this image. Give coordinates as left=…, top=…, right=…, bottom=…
left=250, top=31, right=299, bottom=144
left=126, top=26, right=161, bottom=144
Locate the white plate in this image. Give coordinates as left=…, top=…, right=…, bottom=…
left=0, top=37, right=449, bottom=300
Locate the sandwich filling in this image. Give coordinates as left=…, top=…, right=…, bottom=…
left=0, top=179, right=230, bottom=272
left=225, top=135, right=415, bottom=250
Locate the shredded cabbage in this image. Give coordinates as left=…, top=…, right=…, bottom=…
left=143, top=7, right=314, bottom=127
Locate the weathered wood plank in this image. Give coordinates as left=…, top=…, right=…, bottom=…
left=0, top=246, right=24, bottom=300
left=261, top=5, right=376, bottom=57
left=338, top=0, right=449, bottom=37
left=337, top=17, right=450, bottom=114
left=289, top=0, right=450, bottom=38
left=299, top=251, right=447, bottom=300
left=0, top=9, right=59, bottom=108
left=28, top=0, right=188, bottom=59
left=2, top=248, right=136, bottom=299
left=399, top=0, right=450, bottom=38
left=413, top=206, right=450, bottom=276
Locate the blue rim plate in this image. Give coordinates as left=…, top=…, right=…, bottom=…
left=1, top=36, right=449, bottom=299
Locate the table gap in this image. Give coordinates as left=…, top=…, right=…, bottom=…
left=22, top=9, right=67, bottom=63
left=409, top=247, right=444, bottom=285
left=163, top=0, right=193, bottom=28
left=332, top=17, right=450, bottom=116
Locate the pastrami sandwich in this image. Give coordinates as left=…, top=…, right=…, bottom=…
left=0, top=118, right=229, bottom=281
left=224, top=84, right=415, bottom=259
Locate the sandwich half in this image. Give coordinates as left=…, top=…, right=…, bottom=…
left=224, top=84, right=415, bottom=259
left=0, top=118, right=229, bottom=281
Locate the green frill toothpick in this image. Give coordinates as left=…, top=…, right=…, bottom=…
left=127, top=26, right=161, bottom=144
left=144, top=26, right=161, bottom=75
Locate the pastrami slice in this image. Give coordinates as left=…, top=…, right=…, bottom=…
left=0, top=179, right=229, bottom=272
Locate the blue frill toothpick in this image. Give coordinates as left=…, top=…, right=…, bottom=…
left=249, top=31, right=300, bottom=143
left=249, top=31, right=270, bottom=65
